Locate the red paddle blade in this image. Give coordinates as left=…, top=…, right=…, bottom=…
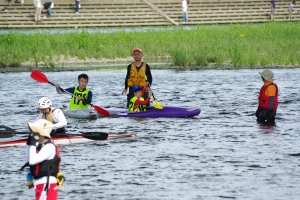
left=30, top=70, right=49, bottom=83
left=92, top=104, right=110, bottom=117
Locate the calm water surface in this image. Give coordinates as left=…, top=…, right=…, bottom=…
left=0, top=68, right=300, bottom=200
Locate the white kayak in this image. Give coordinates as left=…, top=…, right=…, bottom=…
left=62, top=108, right=98, bottom=119
left=0, top=132, right=138, bottom=147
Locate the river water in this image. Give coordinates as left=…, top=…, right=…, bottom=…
left=0, top=68, right=299, bottom=200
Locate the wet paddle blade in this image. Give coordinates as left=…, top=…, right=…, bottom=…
left=0, top=131, right=16, bottom=138
left=153, top=99, right=163, bottom=109
left=78, top=132, right=108, bottom=140
left=0, top=125, right=17, bottom=138
left=92, top=104, right=110, bottom=117
left=30, top=70, right=49, bottom=83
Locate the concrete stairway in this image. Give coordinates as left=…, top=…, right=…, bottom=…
left=0, top=0, right=171, bottom=28
left=155, top=0, right=300, bottom=24
left=0, top=0, right=299, bottom=29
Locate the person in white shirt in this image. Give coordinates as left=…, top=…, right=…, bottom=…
left=35, top=97, right=67, bottom=133
left=182, top=0, right=188, bottom=23
left=33, top=0, right=42, bottom=22
left=26, top=119, right=61, bottom=200
left=288, top=1, right=296, bottom=19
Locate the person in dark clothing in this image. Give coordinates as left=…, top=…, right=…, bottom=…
left=122, top=48, right=153, bottom=108
left=270, top=0, right=276, bottom=20
left=42, top=1, right=54, bottom=18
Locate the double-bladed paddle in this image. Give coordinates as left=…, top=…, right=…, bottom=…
left=30, top=70, right=110, bottom=117
left=0, top=125, right=108, bottom=140
left=148, top=86, right=163, bottom=109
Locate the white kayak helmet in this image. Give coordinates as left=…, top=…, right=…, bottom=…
left=38, top=97, right=52, bottom=109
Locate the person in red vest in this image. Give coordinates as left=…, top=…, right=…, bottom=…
left=256, top=69, right=278, bottom=123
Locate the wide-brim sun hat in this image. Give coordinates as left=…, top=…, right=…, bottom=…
left=28, top=119, right=53, bottom=138
left=132, top=85, right=142, bottom=93
left=132, top=48, right=143, bottom=54
left=259, top=69, right=274, bottom=82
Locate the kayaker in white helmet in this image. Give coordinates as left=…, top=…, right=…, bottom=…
left=35, top=97, right=67, bottom=133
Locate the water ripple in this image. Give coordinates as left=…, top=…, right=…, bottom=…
left=0, top=68, right=300, bottom=199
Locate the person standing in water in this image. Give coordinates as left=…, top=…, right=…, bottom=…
left=122, top=48, right=153, bottom=108
left=256, top=69, right=278, bottom=124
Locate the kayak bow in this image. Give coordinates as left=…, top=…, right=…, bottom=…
left=107, top=106, right=200, bottom=118
left=0, top=132, right=137, bottom=147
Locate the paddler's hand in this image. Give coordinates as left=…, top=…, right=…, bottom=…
left=55, top=84, right=60, bottom=89
left=149, top=91, right=153, bottom=97
left=30, top=132, right=40, bottom=146
left=145, top=86, right=150, bottom=92
left=122, top=89, right=127, bottom=95
left=77, top=96, right=84, bottom=101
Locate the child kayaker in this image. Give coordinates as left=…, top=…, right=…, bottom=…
left=129, top=85, right=152, bottom=112
left=256, top=69, right=278, bottom=124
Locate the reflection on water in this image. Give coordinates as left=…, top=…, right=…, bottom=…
left=0, top=68, right=300, bottom=199
left=258, top=123, right=278, bottom=134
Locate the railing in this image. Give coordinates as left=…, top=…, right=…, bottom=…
left=143, top=0, right=178, bottom=26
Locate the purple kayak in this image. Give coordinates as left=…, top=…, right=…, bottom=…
left=107, top=106, right=201, bottom=118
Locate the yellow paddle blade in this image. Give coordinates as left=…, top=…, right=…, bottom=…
left=153, top=99, right=163, bottom=109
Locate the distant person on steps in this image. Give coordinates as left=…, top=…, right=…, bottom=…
left=288, top=1, right=296, bottom=19
left=75, top=0, right=80, bottom=14
left=270, top=0, right=275, bottom=20
left=182, top=0, right=188, bottom=23
left=33, top=0, right=42, bottom=22
left=42, top=1, right=54, bottom=18
left=256, top=69, right=278, bottom=124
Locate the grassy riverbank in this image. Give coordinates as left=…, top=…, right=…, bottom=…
left=0, top=22, right=299, bottom=69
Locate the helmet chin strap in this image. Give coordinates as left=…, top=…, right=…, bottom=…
left=42, top=107, right=52, bottom=115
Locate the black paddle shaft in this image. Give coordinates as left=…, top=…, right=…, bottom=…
left=148, top=85, right=157, bottom=101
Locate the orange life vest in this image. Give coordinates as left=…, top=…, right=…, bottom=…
left=258, top=83, right=278, bottom=110
left=127, top=62, right=147, bottom=87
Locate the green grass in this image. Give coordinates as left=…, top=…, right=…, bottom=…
left=0, top=22, right=299, bottom=68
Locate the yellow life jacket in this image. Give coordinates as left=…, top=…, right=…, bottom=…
left=129, top=97, right=146, bottom=112
left=69, top=87, right=90, bottom=109
left=127, top=62, right=147, bottom=87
